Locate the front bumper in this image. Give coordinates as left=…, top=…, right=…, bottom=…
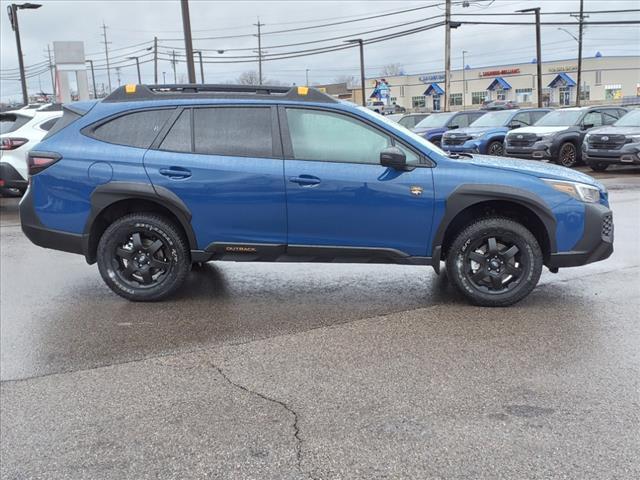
left=20, top=186, right=87, bottom=256
left=547, top=202, right=613, bottom=268
left=441, top=141, right=482, bottom=154
left=0, top=162, right=28, bottom=189
left=582, top=143, right=640, bottom=166
left=505, top=140, right=554, bottom=161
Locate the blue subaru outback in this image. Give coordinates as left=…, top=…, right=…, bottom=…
left=20, top=85, right=614, bottom=306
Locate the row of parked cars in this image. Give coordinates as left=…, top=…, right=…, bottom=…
left=389, top=106, right=640, bottom=171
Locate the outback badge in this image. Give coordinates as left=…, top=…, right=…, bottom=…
left=410, top=186, right=423, bottom=196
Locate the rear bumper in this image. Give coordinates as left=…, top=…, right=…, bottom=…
left=547, top=202, right=613, bottom=268
left=19, top=186, right=86, bottom=256
left=0, top=162, right=28, bottom=189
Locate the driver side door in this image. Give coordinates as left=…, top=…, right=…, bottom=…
left=280, top=107, right=434, bottom=257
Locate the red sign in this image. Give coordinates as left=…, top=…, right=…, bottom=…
left=479, top=68, right=520, bottom=77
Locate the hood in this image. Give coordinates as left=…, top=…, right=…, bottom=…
left=588, top=125, right=640, bottom=136
left=444, top=126, right=506, bottom=137
left=412, top=126, right=445, bottom=136
left=507, top=126, right=570, bottom=135
left=457, top=154, right=604, bottom=189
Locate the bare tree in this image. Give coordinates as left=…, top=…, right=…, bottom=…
left=379, top=64, right=404, bottom=77
left=334, top=75, right=360, bottom=87
left=236, top=70, right=261, bottom=85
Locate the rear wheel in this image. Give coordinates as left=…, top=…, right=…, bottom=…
left=446, top=217, right=543, bottom=307
left=558, top=142, right=578, bottom=168
left=589, top=163, right=609, bottom=172
left=487, top=140, right=505, bottom=156
left=97, top=213, right=190, bottom=301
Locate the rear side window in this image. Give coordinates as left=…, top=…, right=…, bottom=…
left=92, top=109, right=173, bottom=148
left=0, top=113, right=30, bottom=135
left=160, top=110, right=191, bottom=153
left=39, top=118, right=59, bottom=131
left=42, top=108, right=81, bottom=140
left=193, top=107, right=273, bottom=158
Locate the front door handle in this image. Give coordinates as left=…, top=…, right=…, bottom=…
left=159, top=167, right=192, bottom=179
left=289, top=175, right=321, bottom=186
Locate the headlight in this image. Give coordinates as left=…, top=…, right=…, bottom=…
left=467, top=133, right=483, bottom=140
left=629, top=135, right=640, bottom=143
left=538, top=132, right=557, bottom=140
left=543, top=179, right=601, bottom=203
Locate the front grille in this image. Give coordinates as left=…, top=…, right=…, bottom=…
left=602, top=214, right=613, bottom=241
left=507, top=132, right=537, bottom=147
left=588, top=134, right=627, bottom=150
left=443, top=137, right=468, bottom=146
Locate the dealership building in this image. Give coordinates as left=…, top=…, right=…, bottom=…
left=362, top=55, right=639, bottom=111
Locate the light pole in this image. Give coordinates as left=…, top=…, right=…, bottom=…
left=127, top=56, right=142, bottom=84
left=517, top=7, right=542, bottom=107
left=345, top=39, right=366, bottom=107
left=7, top=2, right=42, bottom=105
left=86, top=59, right=97, bottom=99
left=193, top=51, right=205, bottom=83
left=462, top=50, right=469, bottom=110
left=162, top=71, right=167, bottom=84
left=305, top=68, right=310, bottom=85
left=557, top=26, right=584, bottom=106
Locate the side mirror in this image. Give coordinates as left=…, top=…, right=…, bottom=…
left=448, top=124, right=459, bottom=129
left=508, top=123, right=520, bottom=130
left=582, top=123, right=594, bottom=130
left=380, top=146, right=407, bottom=170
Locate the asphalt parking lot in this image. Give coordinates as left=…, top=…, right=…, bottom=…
left=1, top=166, right=639, bottom=479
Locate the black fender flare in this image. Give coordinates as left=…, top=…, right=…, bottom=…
left=431, top=184, right=557, bottom=258
left=83, top=182, right=197, bottom=260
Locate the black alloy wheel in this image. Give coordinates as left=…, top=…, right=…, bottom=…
left=113, top=231, right=172, bottom=288
left=464, top=236, right=524, bottom=293
left=558, top=142, right=578, bottom=168
left=488, top=141, right=505, bottom=156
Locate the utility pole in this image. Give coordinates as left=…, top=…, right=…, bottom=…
left=86, top=59, right=97, bottom=99
left=462, top=50, right=468, bottom=110
left=180, top=0, right=196, bottom=83
left=345, top=39, right=366, bottom=107
left=444, top=0, right=452, bottom=112
left=7, top=3, right=42, bottom=105
left=46, top=44, right=55, bottom=98
left=162, top=71, right=167, bottom=83
left=115, top=67, right=121, bottom=87
left=573, top=0, right=585, bottom=106
left=171, top=50, right=177, bottom=83
left=254, top=19, right=264, bottom=85
left=128, top=56, right=141, bottom=83
left=518, top=7, right=542, bottom=107
left=194, top=51, right=205, bottom=83
left=153, top=36, right=158, bottom=83
left=305, top=68, right=309, bottom=85
left=101, top=22, right=112, bottom=93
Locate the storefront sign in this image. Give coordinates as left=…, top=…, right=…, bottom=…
left=419, top=72, right=445, bottom=83
left=478, top=68, right=520, bottom=77
left=549, top=65, right=578, bottom=73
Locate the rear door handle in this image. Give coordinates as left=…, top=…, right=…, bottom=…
left=289, top=175, right=321, bottom=186
left=159, top=167, right=192, bottom=179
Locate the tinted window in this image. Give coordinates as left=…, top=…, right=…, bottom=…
left=0, top=113, right=30, bottom=134
left=93, top=109, right=173, bottom=148
left=602, top=110, right=619, bottom=125
left=43, top=108, right=81, bottom=140
left=194, top=107, right=272, bottom=158
left=582, top=111, right=603, bottom=128
left=530, top=110, right=548, bottom=124
left=160, top=110, right=191, bottom=152
left=510, top=112, right=531, bottom=127
left=286, top=108, right=392, bottom=164
left=39, top=118, right=59, bottom=131
left=449, top=114, right=470, bottom=129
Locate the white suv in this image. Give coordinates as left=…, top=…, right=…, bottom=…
left=1, top=105, right=62, bottom=194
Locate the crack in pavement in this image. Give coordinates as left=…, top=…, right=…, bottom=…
left=209, top=361, right=311, bottom=480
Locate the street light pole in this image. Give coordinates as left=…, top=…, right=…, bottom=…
left=194, top=51, right=205, bottom=83
left=462, top=50, right=469, bottom=110
left=518, top=7, right=542, bottom=107
left=180, top=0, right=196, bottom=83
left=305, top=68, right=309, bottom=85
left=444, top=0, right=451, bottom=112
left=128, top=56, right=141, bottom=83
left=254, top=19, right=264, bottom=85
left=86, top=59, right=97, bottom=99
left=7, top=3, right=42, bottom=105
left=575, top=0, right=585, bottom=106
left=345, top=39, right=366, bottom=107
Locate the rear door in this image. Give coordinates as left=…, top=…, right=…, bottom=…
left=144, top=105, right=287, bottom=250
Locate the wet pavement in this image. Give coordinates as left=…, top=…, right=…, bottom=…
left=1, top=166, right=639, bottom=479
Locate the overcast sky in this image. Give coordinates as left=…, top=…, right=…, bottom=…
left=1, top=0, right=639, bottom=102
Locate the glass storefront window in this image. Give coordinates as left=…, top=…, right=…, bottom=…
left=412, top=96, right=426, bottom=108
left=471, top=91, right=486, bottom=105
left=449, top=93, right=462, bottom=106
left=516, top=88, right=532, bottom=103
left=605, top=84, right=622, bottom=101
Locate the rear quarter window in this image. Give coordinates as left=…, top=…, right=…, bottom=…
left=0, top=113, right=31, bottom=135
left=39, top=118, right=59, bottom=131
left=91, top=109, right=173, bottom=148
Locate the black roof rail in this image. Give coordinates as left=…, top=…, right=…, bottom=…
left=102, top=84, right=339, bottom=104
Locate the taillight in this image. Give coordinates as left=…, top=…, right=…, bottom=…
left=1, top=137, right=29, bottom=150
left=27, top=151, right=62, bottom=176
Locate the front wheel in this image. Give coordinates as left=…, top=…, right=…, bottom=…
left=446, top=217, right=543, bottom=307
left=487, top=140, right=505, bottom=156
left=97, top=213, right=190, bottom=301
left=589, top=163, right=609, bottom=172
left=558, top=142, right=578, bottom=168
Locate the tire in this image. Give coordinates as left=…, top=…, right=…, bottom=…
left=432, top=139, right=441, bottom=148
left=97, top=213, right=190, bottom=301
left=445, top=217, right=543, bottom=307
left=557, top=142, right=578, bottom=168
left=487, top=140, right=505, bottom=156
left=589, top=163, right=609, bottom=172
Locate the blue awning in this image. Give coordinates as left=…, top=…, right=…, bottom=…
left=548, top=72, right=576, bottom=88
left=423, top=83, right=444, bottom=95
left=487, top=77, right=512, bottom=91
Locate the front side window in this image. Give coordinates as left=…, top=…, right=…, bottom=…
left=535, top=110, right=583, bottom=127
left=602, top=110, right=619, bottom=125
left=510, top=112, right=531, bottom=127
left=415, top=112, right=455, bottom=128
left=449, top=114, right=469, bottom=129
left=582, top=111, right=603, bottom=128
left=194, top=107, right=273, bottom=158
left=286, top=108, right=391, bottom=164
left=470, top=110, right=514, bottom=128
left=92, top=109, right=173, bottom=148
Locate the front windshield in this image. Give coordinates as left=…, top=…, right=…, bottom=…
left=414, top=112, right=456, bottom=128
left=470, top=110, right=514, bottom=127
left=535, top=110, right=583, bottom=126
left=356, top=106, right=448, bottom=157
left=614, top=109, right=640, bottom=127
